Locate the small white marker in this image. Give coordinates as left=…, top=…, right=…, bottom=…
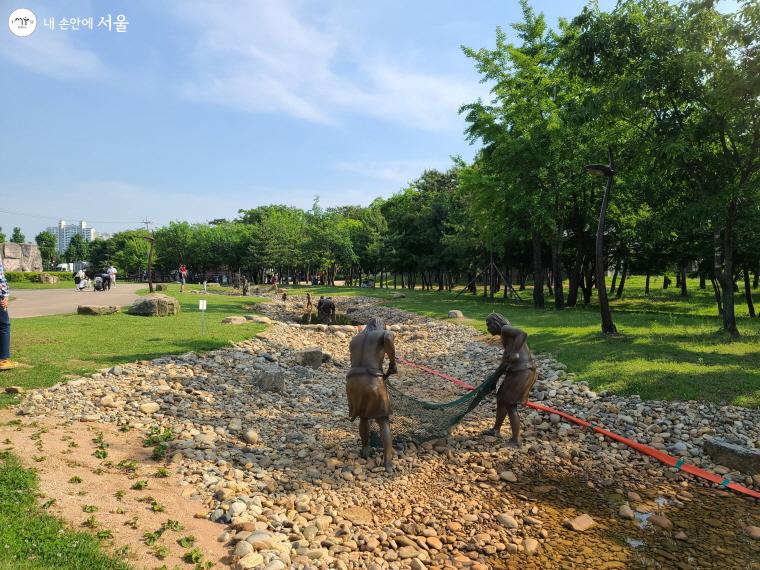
left=199, top=300, right=207, bottom=311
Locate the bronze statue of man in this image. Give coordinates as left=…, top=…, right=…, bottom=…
left=317, top=296, right=336, bottom=324
left=346, top=317, right=397, bottom=472
left=484, top=313, right=537, bottom=447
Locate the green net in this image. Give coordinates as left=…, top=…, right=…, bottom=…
left=370, top=361, right=508, bottom=446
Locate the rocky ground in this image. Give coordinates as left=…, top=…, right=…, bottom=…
left=6, top=294, right=759, bottom=569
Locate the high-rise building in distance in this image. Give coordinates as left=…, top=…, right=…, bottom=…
left=46, top=220, right=97, bottom=254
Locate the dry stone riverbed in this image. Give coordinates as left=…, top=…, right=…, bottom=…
left=2, top=294, right=759, bottom=569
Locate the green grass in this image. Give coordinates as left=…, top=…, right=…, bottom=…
left=287, top=275, right=760, bottom=407
left=0, top=450, right=132, bottom=570
left=7, top=281, right=76, bottom=290
left=0, top=285, right=266, bottom=407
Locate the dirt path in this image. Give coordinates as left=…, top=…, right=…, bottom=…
left=9, top=283, right=144, bottom=318
left=0, top=410, right=231, bottom=569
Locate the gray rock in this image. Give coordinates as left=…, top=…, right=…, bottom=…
left=127, top=293, right=180, bottom=316
left=704, top=437, right=760, bottom=474
left=77, top=305, right=119, bottom=316
left=447, top=310, right=464, bottom=318
left=255, top=368, right=285, bottom=393
left=295, top=347, right=323, bottom=369
left=139, top=401, right=160, bottom=414
left=222, top=316, right=248, bottom=325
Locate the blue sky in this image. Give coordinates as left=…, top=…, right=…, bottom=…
left=0, top=0, right=621, bottom=238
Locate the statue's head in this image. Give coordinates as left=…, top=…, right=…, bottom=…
left=486, top=313, right=510, bottom=335
left=364, top=317, right=385, bottom=332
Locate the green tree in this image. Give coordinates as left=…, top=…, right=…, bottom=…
left=64, top=234, right=89, bottom=264
left=0, top=227, right=5, bottom=243
left=10, top=227, right=25, bottom=243
left=114, top=238, right=149, bottom=276
left=34, top=231, right=57, bottom=269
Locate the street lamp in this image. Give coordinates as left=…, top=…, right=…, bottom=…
left=585, top=147, right=618, bottom=335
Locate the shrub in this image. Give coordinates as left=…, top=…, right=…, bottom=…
left=5, top=271, right=73, bottom=282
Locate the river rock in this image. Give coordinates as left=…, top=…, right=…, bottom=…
left=565, top=514, right=595, bottom=532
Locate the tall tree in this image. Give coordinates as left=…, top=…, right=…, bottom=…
left=10, top=227, right=25, bottom=243
left=35, top=231, right=57, bottom=269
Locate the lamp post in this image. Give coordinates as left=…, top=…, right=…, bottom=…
left=142, top=235, right=155, bottom=293
left=586, top=146, right=618, bottom=335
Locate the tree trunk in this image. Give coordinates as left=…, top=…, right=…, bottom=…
left=711, top=277, right=723, bottom=317
left=680, top=264, right=688, bottom=297
left=532, top=232, right=545, bottom=308
left=615, top=260, right=627, bottom=299
left=645, top=273, right=650, bottom=294
left=699, top=272, right=706, bottom=289
left=582, top=258, right=594, bottom=305
left=609, top=262, right=619, bottom=295
left=663, top=275, right=671, bottom=289
left=567, top=242, right=584, bottom=308
left=743, top=265, right=756, bottom=318
left=545, top=269, right=554, bottom=296
left=715, top=201, right=739, bottom=337
left=518, top=269, right=526, bottom=291
left=552, top=240, right=565, bottom=310
left=754, top=263, right=759, bottom=289
left=594, top=150, right=617, bottom=334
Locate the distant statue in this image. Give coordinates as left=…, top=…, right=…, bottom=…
left=282, top=291, right=288, bottom=301
left=241, top=276, right=249, bottom=297
left=484, top=313, right=537, bottom=447
left=317, top=296, right=336, bottom=324
left=346, top=317, right=397, bottom=472
left=305, top=292, right=314, bottom=323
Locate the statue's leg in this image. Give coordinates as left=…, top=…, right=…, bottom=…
left=359, top=418, right=370, bottom=458
left=376, top=418, right=394, bottom=473
left=485, top=402, right=507, bottom=436
left=506, top=405, right=522, bottom=447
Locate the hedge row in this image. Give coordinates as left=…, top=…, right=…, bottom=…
left=4, top=271, right=74, bottom=282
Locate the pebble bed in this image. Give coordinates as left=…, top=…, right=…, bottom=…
left=16, top=294, right=760, bottom=569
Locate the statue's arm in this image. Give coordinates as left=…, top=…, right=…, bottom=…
left=383, top=331, right=397, bottom=375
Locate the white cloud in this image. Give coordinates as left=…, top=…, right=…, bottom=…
left=173, top=1, right=482, bottom=132
left=0, top=28, right=104, bottom=79
left=334, top=159, right=451, bottom=185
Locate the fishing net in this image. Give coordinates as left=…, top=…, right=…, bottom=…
left=370, top=361, right=507, bottom=446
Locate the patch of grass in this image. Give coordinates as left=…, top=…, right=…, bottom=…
left=131, top=480, right=148, bottom=490
left=0, top=287, right=267, bottom=405
left=291, top=275, right=760, bottom=407
left=81, top=504, right=98, bottom=513
left=153, top=467, right=170, bottom=478
left=177, top=535, right=196, bottom=548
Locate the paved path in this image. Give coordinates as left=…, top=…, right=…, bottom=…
left=9, top=283, right=145, bottom=318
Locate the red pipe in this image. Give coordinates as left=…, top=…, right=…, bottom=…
left=397, top=357, right=760, bottom=500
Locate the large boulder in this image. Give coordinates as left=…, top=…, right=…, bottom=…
left=77, top=305, right=119, bottom=316
left=0, top=243, right=43, bottom=272
left=39, top=273, right=59, bottom=284
left=222, top=316, right=248, bottom=325
left=448, top=310, right=464, bottom=319
left=127, top=293, right=180, bottom=317
left=154, top=284, right=168, bottom=291
left=704, top=438, right=760, bottom=474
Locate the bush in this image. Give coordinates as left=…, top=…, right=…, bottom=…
left=4, top=271, right=73, bottom=283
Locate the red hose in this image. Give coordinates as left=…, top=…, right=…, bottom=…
left=397, top=356, right=760, bottom=500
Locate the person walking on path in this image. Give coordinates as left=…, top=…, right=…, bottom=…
left=0, top=251, right=17, bottom=370
left=107, top=264, right=117, bottom=287
left=179, top=264, right=188, bottom=293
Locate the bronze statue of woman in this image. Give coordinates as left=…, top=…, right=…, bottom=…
left=484, top=313, right=537, bottom=447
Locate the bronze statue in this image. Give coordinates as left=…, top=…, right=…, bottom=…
left=305, top=292, right=314, bottom=323
left=317, top=296, right=336, bottom=324
left=484, top=313, right=537, bottom=447
left=346, top=317, right=397, bottom=472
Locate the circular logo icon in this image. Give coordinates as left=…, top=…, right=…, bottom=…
left=8, top=8, right=36, bottom=37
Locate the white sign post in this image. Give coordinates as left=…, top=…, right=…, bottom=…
left=199, top=299, right=207, bottom=336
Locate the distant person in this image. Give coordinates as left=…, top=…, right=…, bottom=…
left=179, top=264, right=188, bottom=292
left=107, top=264, right=117, bottom=287
left=75, top=268, right=87, bottom=291
left=0, top=250, right=16, bottom=370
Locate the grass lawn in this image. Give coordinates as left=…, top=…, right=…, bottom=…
left=0, top=450, right=132, bottom=570
left=0, top=285, right=266, bottom=407
left=287, top=275, right=760, bottom=407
